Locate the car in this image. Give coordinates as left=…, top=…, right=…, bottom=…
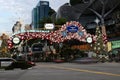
left=0, top=58, right=35, bottom=70
left=53, top=59, right=64, bottom=63
left=108, top=48, right=120, bottom=62
left=27, top=61, right=36, bottom=66
left=0, top=58, right=16, bottom=68
left=5, top=60, right=36, bottom=70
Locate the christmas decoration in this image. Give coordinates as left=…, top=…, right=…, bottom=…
left=92, top=26, right=108, bottom=57
left=7, top=21, right=96, bottom=49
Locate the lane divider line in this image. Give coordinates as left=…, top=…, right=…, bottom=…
left=49, top=66, right=120, bottom=77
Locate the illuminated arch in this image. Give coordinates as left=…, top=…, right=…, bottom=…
left=7, top=21, right=96, bottom=49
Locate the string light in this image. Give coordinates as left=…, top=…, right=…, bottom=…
left=7, top=21, right=96, bottom=49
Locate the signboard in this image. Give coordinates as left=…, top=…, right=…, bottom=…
left=44, top=23, right=54, bottom=30
left=67, top=25, right=78, bottom=33
left=111, top=40, right=120, bottom=49
left=107, top=42, right=112, bottom=51
left=31, top=43, right=43, bottom=53
left=86, top=37, right=92, bottom=43
left=12, top=37, right=20, bottom=44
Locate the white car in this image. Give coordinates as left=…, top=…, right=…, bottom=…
left=0, top=58, right=16, bottom=67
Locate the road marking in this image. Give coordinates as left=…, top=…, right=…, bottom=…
left=50, top=66, right=120, bottom=77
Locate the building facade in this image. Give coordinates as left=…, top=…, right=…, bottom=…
left=56, top=0, right=120, bottom=40
left=32, top=1, right=49, bottom=29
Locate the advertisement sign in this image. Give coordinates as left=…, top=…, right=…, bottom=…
left=12, top=37, right=20, bottom=44
left=31, top=43, right=43, bottom=53
left=67, top=25, right=78, bottom=33
left=111, top=40, right=120, bottom=49
left=44, top=23, right=54, bottom=30
left=86, top=37, right=92, bottom=43
left=107, top=42, right=112, bottom=51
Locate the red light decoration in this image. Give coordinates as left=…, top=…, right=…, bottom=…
left=7, top=21, right=97, bottom=49
left=102, top=34, right=108, bottom=44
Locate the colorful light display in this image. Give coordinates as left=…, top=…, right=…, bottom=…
left=7, top=21, right=101, bottom=49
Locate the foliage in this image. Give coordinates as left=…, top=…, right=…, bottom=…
left=38, top=7, right=56, bottom=28
left=39, top=17, right=67, bottom=29
left=0, top=33, right=9, bottom=54
left=92, top=26, right=104, bottom=54
left=0, top=53, right=11, bottom=58
left=54, top=17, right=67, bottom=25
left=39, top=17, right=53, bottom=28
left=59, top=46, right=86, bottom=61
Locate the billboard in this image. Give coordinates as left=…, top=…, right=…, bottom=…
left=44, top=23, right=54, bottom=29
left=31, top=43, right=43, bottom=53
left=67, top=25, right=78, bottom=33
left=111, top=40, right=120, bottom=49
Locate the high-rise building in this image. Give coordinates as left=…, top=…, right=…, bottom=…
left=32, top=1, right=49, bottom=29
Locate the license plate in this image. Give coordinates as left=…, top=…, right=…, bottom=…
left=1, top=61, right=12, bottom=67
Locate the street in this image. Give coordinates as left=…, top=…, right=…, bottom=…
left=0, top=62, right=120, bottom=80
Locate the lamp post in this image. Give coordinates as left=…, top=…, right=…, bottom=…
left=25, top=39, right=28, bottom=61
left=24, top=30, right=29, bottom=61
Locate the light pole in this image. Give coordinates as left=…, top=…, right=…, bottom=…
left=25, top=39, right=28, bottom=61
left=24, top=31, right=29, bottom=61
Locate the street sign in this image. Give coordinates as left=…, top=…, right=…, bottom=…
left=67, top=25, right=78, bottom=33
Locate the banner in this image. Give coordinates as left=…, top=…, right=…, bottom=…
left=111, top=40, right=120, bottom=49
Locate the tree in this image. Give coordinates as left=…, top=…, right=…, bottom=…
left=88, top=0, right=120, bottom=53
left=92, top=26, right=108, bottom=62
left=55, top=17, right=67, bottom=25
left=0, top=33, right=11, bottom=57
left=93, top=26, right=104, bottom=54
left=54, top=17, right=67, bottom=30
left=39, top=17, right=67, bottom=30
left=88, top=0, right=120, bottom=35
left=39, top=17, right=53, bottom=28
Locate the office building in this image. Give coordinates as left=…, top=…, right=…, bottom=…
left=32, top=1, right=49, bottom=29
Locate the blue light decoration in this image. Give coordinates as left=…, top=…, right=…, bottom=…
left=67, top=25, right=78, bottom=33
left=61, top=31, right=67, bottom=37
left=78, top=31, right=84, bottom=36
